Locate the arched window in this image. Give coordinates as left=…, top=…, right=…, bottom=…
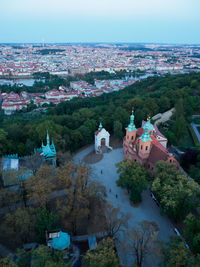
left=141, top=145, right=143, bottom=150
left=127, top=135, right=129, bottom=139
left=145, top=146, right=148, bottom=150
left=131, top=136, right=133, bottom=140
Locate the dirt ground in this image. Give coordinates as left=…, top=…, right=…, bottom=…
left=83, top=150, right=103, bottom=164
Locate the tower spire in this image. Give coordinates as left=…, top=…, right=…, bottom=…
left=47, top=131, right=50, bottom=146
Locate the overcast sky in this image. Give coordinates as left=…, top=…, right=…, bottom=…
left=0, top=0, right=200, bottom=43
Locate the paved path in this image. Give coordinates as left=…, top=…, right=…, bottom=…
left=153, top=108, right=174, bottom=125
left=0, top=243, right=12, bottom=258
left=191, top=122, right=200, bottom=142
left=74, top=147, right=175, bottom=266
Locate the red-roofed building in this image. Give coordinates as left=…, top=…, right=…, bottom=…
left=123, top=113, right=178, bottom=170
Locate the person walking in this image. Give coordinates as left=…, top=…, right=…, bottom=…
left=116, top=194, right=118, bottom=198
left=101, top=169, right=103, bottom=174
left=109, top=188, right=111, bottom=193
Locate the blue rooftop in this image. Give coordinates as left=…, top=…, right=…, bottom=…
left=52, top=231, right=70, bottom=250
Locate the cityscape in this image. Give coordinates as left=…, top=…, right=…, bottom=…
left=0, top=1, right=200, bottom=267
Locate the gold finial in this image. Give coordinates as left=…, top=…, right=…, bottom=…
left=147, top=115, right=151, bottom=121
left=132, top=107, right=134, bottom=114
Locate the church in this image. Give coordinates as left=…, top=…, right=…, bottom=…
left=123, top=112, right=178, bottom=170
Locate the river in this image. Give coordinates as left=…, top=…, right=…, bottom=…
left=0, top=79, right=38, bottom=86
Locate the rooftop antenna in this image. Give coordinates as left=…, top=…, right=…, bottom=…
left=42, top=38, right=45, bottom=47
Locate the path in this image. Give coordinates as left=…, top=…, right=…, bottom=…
left=0, top=243, right=12, bottom=258
left=152, top=108, right=174, bottom=125
left=191, top=122, right=200, bottom=142
left=74, top=147, right=175, bottom=266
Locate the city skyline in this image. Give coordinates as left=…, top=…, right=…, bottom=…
left=1, top=0, right=200, bottom=44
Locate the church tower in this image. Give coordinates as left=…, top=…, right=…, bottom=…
left=138, top=128, right=152, bottom=159
left=125, top=111, right=137, bottom=143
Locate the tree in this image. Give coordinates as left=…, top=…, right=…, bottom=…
left=0, top=128, right=8, bottom=156
left=113, top=121, right=123, bottom=139
left=25, top=166, right=54, bottom=207
left=83, top=237, right=121, bottom=267
left=4, top=207, right=36, bottom=244
left=56, top=164, right=91, bottom=234
left=152, top=161, right=200, bottom=221
left=116, top=159, right=148, bottom=203
left=103, top=202, right=130, bottom=238
left=113, top=107, right=129, bottom=128
left=184, top=213, right=200, bottom=254
left=162, top=237, right=195, bottom=267
left=134, top=109, right=145, bottom=128
left=173, top=115, right=187, bottom=140
left=144, top=98, right=159, bottom=117
left=35, top=207, right=59, bottom=243
left=0, top=255, right=17, bottom=267
left=175, top=98, right=184, bottom=120
left=125, top=221, right=160, bottom=267
left=158, top=96, right=171, bottom=113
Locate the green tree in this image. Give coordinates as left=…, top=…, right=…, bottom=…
left=35, top=207, right=59, bottom=243
left=162, top=237, right=195, bottom=267
left=0, top=128, right=8, bottom=156
left=113, top=121, right=123, bottom=139
left=4, top=207, right=36, bottom=244
left=116, top=159, right=148, bottom=203
left=0, top=255, right=17, bottom=267
left=83, top=237, right=121, bottom=267
left=175, top=98, right=184, bottom=120
left=173, top=115, right=187, bottom=140
left=113, top=107, right=129, bottom=128
left=152, top=161, right=200, bottom=221
left=184, top=213, right=200, bottom=254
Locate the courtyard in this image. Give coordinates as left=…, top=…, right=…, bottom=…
left=74, top=146, right=175, bottom=266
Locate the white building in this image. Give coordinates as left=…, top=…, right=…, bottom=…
left=94, top=123, right=112, bottom=153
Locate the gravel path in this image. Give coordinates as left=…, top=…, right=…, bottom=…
left=74, top=147, right=175, bottom=266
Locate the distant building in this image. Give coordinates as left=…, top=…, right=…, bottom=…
left=123, top=112, right=178, bottom=170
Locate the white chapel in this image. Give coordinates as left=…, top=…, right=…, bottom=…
left=94, top=123, right=112, bottom=153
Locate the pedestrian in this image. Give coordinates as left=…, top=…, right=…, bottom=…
left=101, top=169, right=103, bottom=174
left=116, top=194, right=118, bottom=198
left=109, top=188, right=111, bottom=193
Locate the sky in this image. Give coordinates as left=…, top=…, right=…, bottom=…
left=0, top=0, right=200, bottom=44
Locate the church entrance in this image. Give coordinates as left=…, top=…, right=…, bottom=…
left=101, top=138, right=106, bottom=147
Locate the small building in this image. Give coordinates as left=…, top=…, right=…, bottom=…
left=94, top=123, right=112, bottom=154
left=47, top=230, right=71, bottom=250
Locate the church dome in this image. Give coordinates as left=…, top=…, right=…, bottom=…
left=143, top=120, right=155, bottom=131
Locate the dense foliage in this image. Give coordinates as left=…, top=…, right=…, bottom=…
left=152, top=161, right=200, bottom=221
left=116, top=159, right=148, bottom=203
left=0, top=72, right=200, bottom=157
